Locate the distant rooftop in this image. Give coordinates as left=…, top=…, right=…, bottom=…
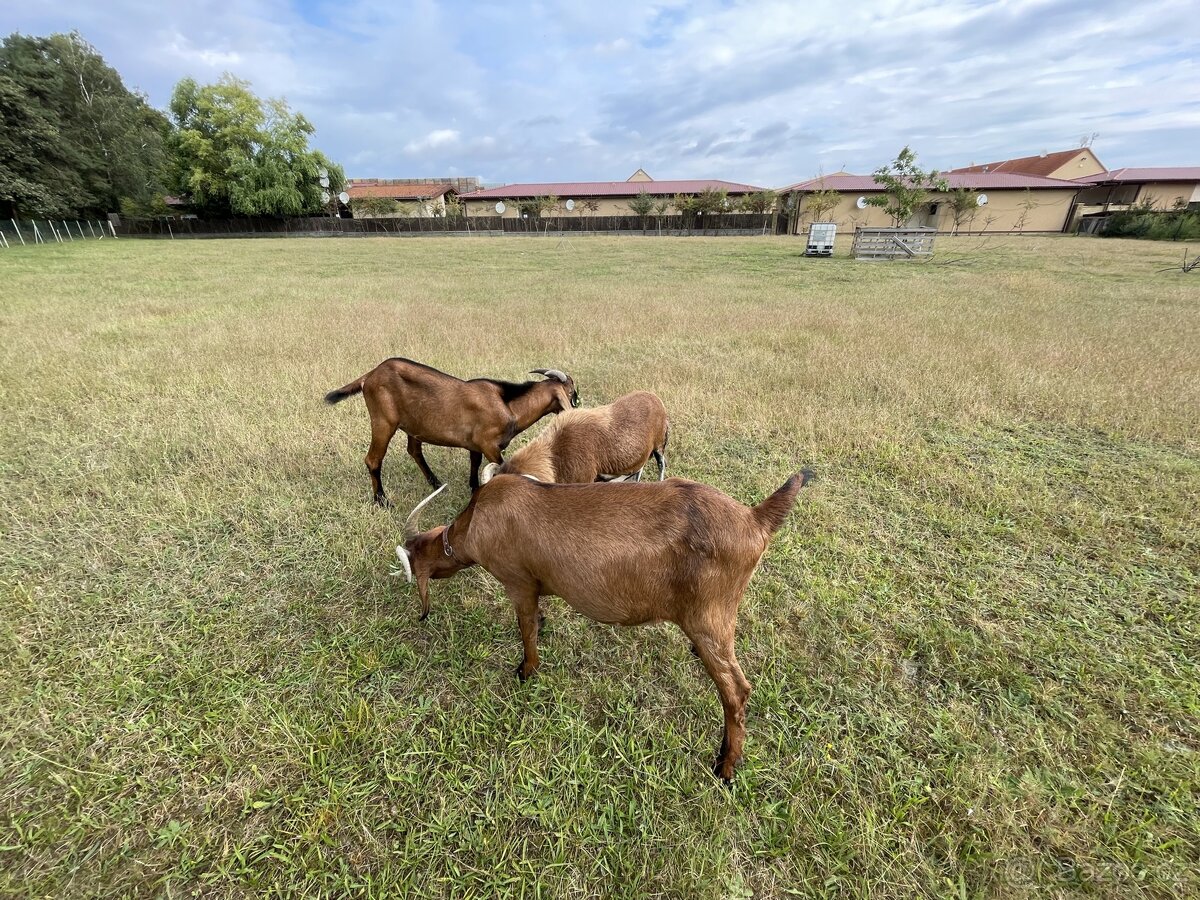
left=1075, top=167, right=1200, bottom=184
left=947, top=148, right=1102, bottom=177
left=345, top=182, right=456, bottom=200
left=777, top=172, right=1082, bottom=192
left=460, top=179, right=764, bottom=199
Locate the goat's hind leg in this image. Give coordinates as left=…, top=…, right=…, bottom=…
left=683, top=623, right=751, bottom=783
left=365, top=420, right=398, bottom=507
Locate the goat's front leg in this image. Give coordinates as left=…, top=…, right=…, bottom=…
left=406, top=436, right=442, bottom=488
left=468, top=450, right=483, bottom=490
left=509, top=586, right=541, bottom=681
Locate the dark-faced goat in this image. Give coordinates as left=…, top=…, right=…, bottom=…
left=325, top=358, right=578, bottom=502
left=395, top=471, right=812, bottom=781
left=480, top=390, right=668, bottom=486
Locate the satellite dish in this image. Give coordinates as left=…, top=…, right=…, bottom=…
left=338, top=191, right=349, bottom=204
left=321, top=190, right=331, bottom=203
left=856, top=196, right=868, bottom=209
left=565, top=199, right=575, bottom=211
left=976, top=194, right=989, bottom=206
left=319, top=175, right=330, bottom=188
left=318, top=168, right=328, bottom=179
left=495, top=202, right=506, bottom=214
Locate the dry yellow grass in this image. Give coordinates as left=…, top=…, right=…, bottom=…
left=1, top=234, right=1198, bottom=898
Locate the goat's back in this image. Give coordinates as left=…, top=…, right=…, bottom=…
left=463, top=475, right=774, bottom=625
left=503, top=390, right=667, bottom=482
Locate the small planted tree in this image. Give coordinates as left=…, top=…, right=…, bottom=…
left=946, top=187, right=979, bottom=235
left=351, top=196, right=399, bottom=218
left=674, top=193, right=698, bottom=235
left=801, top=188, right=840, bottom=225
left=695, top=187, right=728, bottom=235
left=653, top=198, right=671, bottom=235
left=867, top=146, right=947, bottom=226
left=1011, top=189, right=1039, bottom=232
left=626, top=189, right=655, bottom=234
left=740, top=189, right=777, bottom=215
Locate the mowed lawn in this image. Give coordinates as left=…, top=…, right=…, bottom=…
left=1, top=234, right=1198, bottom=899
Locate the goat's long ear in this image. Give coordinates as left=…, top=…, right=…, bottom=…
left=480, top=462, right=500, bottom=485
left=395, top=545, right=413, bottom=583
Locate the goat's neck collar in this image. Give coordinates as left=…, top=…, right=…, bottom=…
left=442, top=526, right=469, bottom=564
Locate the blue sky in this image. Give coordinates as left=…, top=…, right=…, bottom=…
left=7, top=0, right=1199, bottom=187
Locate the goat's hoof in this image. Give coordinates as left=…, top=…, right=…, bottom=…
left=514, top=663, right=531, bottom=682
left=372, top=495, right=392, bottom=509
left=712, top=759, right=737, bottom=784
left=537, top=614, right=547, bottom=635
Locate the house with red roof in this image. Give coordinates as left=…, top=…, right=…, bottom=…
left=344, top=179, right=463, bottom=217
left=776, top=171, right=1084, bottom=234
left=459, top=170, right=765, bottom=219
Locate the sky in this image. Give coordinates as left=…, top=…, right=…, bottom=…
left=6, top=0, right=1199, bottom=188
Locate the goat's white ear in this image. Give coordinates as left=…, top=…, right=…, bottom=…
left=480, top=462, right=500, bottom=485
left=395, top=545, right=413, bottom=583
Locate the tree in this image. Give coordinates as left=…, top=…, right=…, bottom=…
left=1011, top=189, right=1039, bottom=232
left=740, top=189, right=777, bottom=215
left=0, top=31, right=171, bottom=217
left=652, top=198, right=671, bottom=234
left=695, top=187, right=728, bottom=234
left=867, top=146, right=947, bottom=226
left=801, top=188, right=840, bottom=225
left=674, top=193, right=699, bottom=234
left=946, top=187, right=979, bottom=235
left=626, top=189, right=655, bottom=233
left=352, top=196, right=399, bottom=218
left=169, top=75, right=342, bottom=217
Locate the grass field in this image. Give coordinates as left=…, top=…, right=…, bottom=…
left=1, top=234, right=1198, bottom=898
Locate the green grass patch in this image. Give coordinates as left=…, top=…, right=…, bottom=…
left=1, top=235, right=1198, bottom=898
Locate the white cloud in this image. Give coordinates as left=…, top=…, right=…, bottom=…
left=404, top=129, right=462, bottom=154
left=6, top=0, right=1199, bottom=186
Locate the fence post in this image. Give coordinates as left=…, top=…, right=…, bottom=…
left=108, top=219, right=118, bottom=238
left=10, top=219, right=26, bottom=245
left=61, top=219, right=74, bottom=240
left=0, top=229, right=9, bottom=248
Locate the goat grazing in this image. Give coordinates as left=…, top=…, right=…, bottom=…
left=480, top=390, right=668, bottom=485
left=324, top=359, right=578, bottom=503
left=395, top=470, right=813, bottom=781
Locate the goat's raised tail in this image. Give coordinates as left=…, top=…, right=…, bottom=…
left=324, top=378, right=365, bottom=405
left=753, top=469, right=814, bottom=534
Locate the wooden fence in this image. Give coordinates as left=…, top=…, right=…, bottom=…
left=112, top=213, right=784, bottom=239
left=851, top=226, right=938, bottom=260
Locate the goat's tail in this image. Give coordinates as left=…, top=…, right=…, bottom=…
left=324, top=377, right=365, bottom=405
left=753, top=469, right=814, bottom=534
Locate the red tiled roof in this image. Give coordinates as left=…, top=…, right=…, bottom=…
left=777, top=172, right=1080, bottom=193
left=460, top=179, right=764, bottom=199
left=947, top=148, right=1101, bottom=177
left=1074, top=167, right=1200, bottom=184
left=346, top=182, right=455, bottom=200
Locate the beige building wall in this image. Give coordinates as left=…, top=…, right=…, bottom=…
left=1045, top=149, right=1106, bottom=180
left=1136, top=182, right=1200, bottom=210
left=463, top=196, right=746, bottom=219
left=794, top=189, right=1078, bottom=234
left=350, top=195, right=449, bottom=218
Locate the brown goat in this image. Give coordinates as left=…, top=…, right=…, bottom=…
left=325, top=358, right=578, bottom=502
left=395, top=471, right=812, bottom=781
left=480, top=390, right=669, bottom=485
